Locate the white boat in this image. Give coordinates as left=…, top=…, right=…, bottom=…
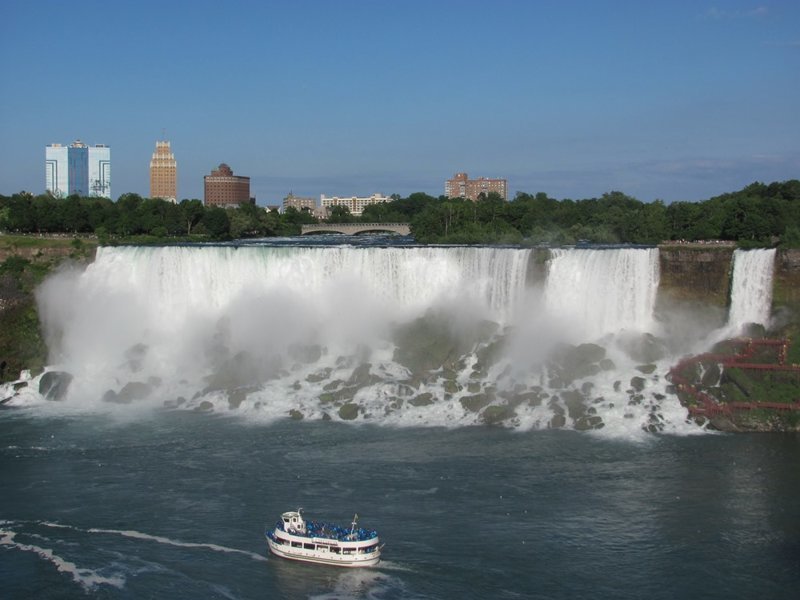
left=265, top=509, right=381, bottom=567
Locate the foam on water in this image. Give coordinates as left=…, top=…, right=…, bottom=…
left=0, top=527, right=126, bottom=591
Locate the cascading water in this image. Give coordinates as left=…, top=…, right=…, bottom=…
left=544, top=248, right=660, bottom=340
left=727, top=248, right=776, bottom=332
left=2, top=243, right=707, bottom=436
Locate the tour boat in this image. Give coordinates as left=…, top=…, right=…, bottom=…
left=265, top=509, right=381, bottom=567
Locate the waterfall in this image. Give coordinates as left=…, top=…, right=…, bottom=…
left=728, top=248, right=776, bottom=331
left=544, top=248, right=660, bottom=340
left=1, top=242, right=705, bottom=437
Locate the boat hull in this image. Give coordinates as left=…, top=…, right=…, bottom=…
left=267, top=538, right=380, bottom=567
left=266, top=531, right=381, bottom=568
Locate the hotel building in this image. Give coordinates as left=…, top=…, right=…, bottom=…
left=282, top=193, right=316, bottom=213
left=204, top=163, right=252, bottom=207
left=320, top=193, right=389, bottom=217
left=445, top=172, right=507, bottom=201
left=45, top=140, right=111, bottom=198
left=149, top=140, right=177, bottom=202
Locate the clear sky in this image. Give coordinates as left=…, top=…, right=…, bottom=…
left=1, top=0, right=798, bottom=205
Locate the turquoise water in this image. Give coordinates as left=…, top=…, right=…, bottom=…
left=2, top=411, right=798, bottom=599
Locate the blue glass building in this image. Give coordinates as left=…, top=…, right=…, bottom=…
left=45, top=140, right=111, bottom=198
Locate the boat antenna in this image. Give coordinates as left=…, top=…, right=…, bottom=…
left=350, top=513, right=358, bottom=537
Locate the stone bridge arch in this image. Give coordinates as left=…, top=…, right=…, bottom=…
left=300, top=223, right=411, bottom=236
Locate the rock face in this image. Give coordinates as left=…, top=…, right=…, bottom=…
left=38, top=371, right=73, bottom=401
left=774, top=249, right=800, bottom=314
left=657, top=245, right=734, bottom=307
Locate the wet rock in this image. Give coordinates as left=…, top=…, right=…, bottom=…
left=630, top=376, right=646, bottom=392
left=323, top=379, right=343, bottom=391
left=38, top=371, right=73, bottom=401
left=164, top=396, right=186, bottom=409
left=289, top=409, right=304, bottom=420
left=600, top=358, right=616, bottom=371
left=574, top=415, right=604, bottom=431
left=196, top=400, right=214, bottom=411
left=443, top=380, right=461, bottom=394
left=338, top=403, right=359, bottom=420
left=613, top=381, right=621, bottom=392
left=636, top=364, right=658, bottom=375
left=619, top=332, right=667, bottom=363
left=409, top=393, right=434, bottom=407
left=549, top=413, right=566, bottom=429
left=104, top=381, right=152, bottom=404
left=228, top=386, right=258, bottom=409
left=700, top=362, right=722, bottom=387
left=561, top=390, right=586, bottom=420
left=460, top=393, right=492, bottom=413
left=347, top=363, right=381, bottom=388
left=393, top=311, right=498, bottom=375
left=467, top=382, right=482, bottom=393
left=482, top=404, right=516, bottom=425
left=581, top=382, right=594, bottom=395
left=306, top=368, right=332, bottom=384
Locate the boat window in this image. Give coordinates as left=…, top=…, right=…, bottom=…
left=304, top=543, right=315, bottom=550
left=331, top=547, right=341, bottom=554
left=291, top=541, right=302, bottom=548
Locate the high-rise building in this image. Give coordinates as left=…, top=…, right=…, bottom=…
left=320, top=193, right=389, bottom=217
left=204, top=163, right=252, bottom=207
left=45, top=140, right=111, bottom=198
left=149, top=140, right=177, bottom=202
left=445, top=172, right=507, bottom=201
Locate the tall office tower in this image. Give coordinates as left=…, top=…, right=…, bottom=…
left=445, top=172, right=507, bottom=201
left=149, top=140, right=178, bottom=202
left=204, top=163, right=252, bottom=207
left=45, top=140, right=111, bottom=198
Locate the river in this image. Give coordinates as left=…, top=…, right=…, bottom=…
left=1, top=237, right=794, bottom=598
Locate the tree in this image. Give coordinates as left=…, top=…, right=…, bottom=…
left=200, top=206, right=230, bottom=239
left=180, top=199, right=205, bottom=235
left=327, top=205, right=355, bottom=223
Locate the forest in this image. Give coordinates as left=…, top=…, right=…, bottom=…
left=1, top=180, right=798, bottom=246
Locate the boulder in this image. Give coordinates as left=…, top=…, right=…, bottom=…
left=482, top=404, right=516, bottom=425
left=338, top=403, right=360, bottom=420
left=38, top=371, right=73, bottom=401
left=409, top=393, right=434, bottom=407
left=460, top=393, right=492, bottom=413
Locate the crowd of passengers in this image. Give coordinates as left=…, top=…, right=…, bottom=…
left=276, top=520, right=378, bottom=541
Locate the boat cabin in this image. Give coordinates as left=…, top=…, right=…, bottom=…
left=281, top=510, right=307, bottom=535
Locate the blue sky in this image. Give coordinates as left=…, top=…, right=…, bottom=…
left=1, top=0, right=798, bottom=204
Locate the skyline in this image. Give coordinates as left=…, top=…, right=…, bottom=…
left=1, top=1, right=798, bottom=205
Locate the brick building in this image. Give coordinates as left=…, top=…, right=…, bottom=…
left=204, top=163, right=251, bottom=207
left=445, top=172, right=507, bottom=201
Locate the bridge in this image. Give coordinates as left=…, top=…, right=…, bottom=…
left=300, top=223, right=411, bottom=236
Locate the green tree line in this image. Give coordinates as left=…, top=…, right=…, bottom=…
left=0, top=193, right=316, bottom=241
left=1, top=180, right=798, bottom=245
